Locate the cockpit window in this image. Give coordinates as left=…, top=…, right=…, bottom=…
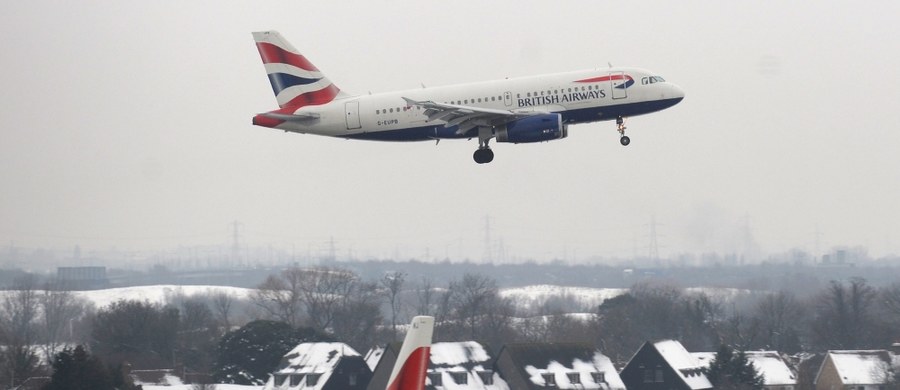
left=641, top=76, right=667, bottom=85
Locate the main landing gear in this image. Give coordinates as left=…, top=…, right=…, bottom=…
left=473, top=147, right=494, bottom=164
left=617, top=116, right=630, bottom=146
left=473, top=126, right=494, bottom=164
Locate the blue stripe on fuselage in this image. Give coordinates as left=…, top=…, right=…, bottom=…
left=341, top=98, right=683, bottom=142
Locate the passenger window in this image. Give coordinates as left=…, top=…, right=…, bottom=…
left=527, top=92, right=531, bottom=97
left=464, top=99, right=468, bottom=104
left=491, top=97, right=495, bottom=101
left=477, top=98, right=482, bottom=102
left=568, top=88, right=572, bottom=92
left=389, top=108, right=393, bottom=113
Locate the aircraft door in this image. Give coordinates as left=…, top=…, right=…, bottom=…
left=610, top=71, right=628, bottom=99
left=504, top=91, right=513, bottom=107
left=345, top=101, right=361, bottom=130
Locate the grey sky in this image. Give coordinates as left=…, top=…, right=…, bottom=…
left=1, top=1, right=898, bottom=262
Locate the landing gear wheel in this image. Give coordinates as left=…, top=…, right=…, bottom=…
left=473, top=148, right=494, bottom=164
left=616, top=116, right=629, bottom=146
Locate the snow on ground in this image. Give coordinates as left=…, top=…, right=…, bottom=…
left=0, top=284, right=752, bottom=312
left=71, top=285, right=255, bottom=308
left=499, top=285, right=627, bottom=311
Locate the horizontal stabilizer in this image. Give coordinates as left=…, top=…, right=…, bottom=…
left=257, top=111, right=320, bottom=122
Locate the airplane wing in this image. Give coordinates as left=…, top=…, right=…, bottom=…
left=402, top=97, right=541, bottom=134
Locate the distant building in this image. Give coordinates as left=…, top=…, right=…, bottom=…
left=263, top=342, right=371, bottom=390
left=494, top=342, right=625, bottom=390
left=56, top=266, right=108, bottom=290
left=367, top=341, right=507, bottom=390
left=814, top=350, right=899, bottom=390
left=620, top=340, right=712, bottom=390
left=692, top=351, right=797, bottom=390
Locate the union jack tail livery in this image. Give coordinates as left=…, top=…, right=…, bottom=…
left=386, top=316, right=434, bottom=390
left=252, top=31, right=347, bottom=109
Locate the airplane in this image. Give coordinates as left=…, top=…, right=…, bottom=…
left=251, top=31, right=684, bottom=164
left=386, top=316, right=434, bottom=390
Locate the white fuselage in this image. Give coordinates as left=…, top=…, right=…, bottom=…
left=260, top=67, right=684, bottom=141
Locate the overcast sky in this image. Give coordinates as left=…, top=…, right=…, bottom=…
left=1, top=1, right=898, bottom=263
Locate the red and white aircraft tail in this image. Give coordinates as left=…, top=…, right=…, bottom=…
left=386, top=316, right=434, bottom=390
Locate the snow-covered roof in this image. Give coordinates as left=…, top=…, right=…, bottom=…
left=691, top=351, right=796, bottom=386
left=522, top=351, right=625, bottom=390
left=653, top=340, right=712, bottom=390
left=690, top=352, right=716, bottom=369
left=746, top=351, right=796, bottom=386
left=502, top=343, right=625, bottom=390
left=431, top=341, right=492, bottom=366
left=426, top=341, right=508, bottom=390
left=268, top=342, right=361, bottom=390
left=826, top=350, right=895, bottom=385
left=364, top=345, right=384, bottom=371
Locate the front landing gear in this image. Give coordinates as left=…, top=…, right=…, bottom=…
left=473, top=148, right=494, bottom=164
left=616, top=116, right=630, bottom=146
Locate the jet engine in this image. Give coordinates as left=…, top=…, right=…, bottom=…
left=496, top=114, right=567, bottom=143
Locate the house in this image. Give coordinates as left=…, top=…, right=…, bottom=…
left=692, top=351, right=797, bottom=390
left=367, top=341, right=508, bottom=390
left=620, top=340, right=712, bottom=390
left=494, top=342, right=625, bottom=390
left=263, top=342, right=371, bottom=390
left=814, top=350, right=899, bottom=390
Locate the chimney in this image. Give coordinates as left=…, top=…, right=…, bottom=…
left=891, top=343, right=900, bottom=355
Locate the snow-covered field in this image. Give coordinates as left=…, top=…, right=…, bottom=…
left=65, top=285, right=254, bottom=308
left=1, top=284, right=753, bottom=311
left=499, top=285, right=628, bottom=311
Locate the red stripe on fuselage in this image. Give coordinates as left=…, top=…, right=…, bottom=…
left=386, top=346, right=430, bottom=390
left=282, top=84, right=341, bottom=108
left=574, top=74, right=628, bottom=83
left=256, top=42, right=319, bottom=72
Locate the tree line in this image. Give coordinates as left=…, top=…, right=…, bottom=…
left=1, top=267, right=900, bottom=388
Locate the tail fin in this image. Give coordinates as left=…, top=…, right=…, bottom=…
left=252, top=31, right=347, bottom=108
left=386, top=316, right=434, bottom=390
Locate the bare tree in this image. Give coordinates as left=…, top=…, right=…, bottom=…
left=811, top=278, right=879, bottom=350
left=754, top=291, right=804, bottom=353
left=380, top=271, right=406, bottom=341
left=250, top=270, right=305, bottom=327
left=296, top=267, right=358, bottom=331
left=416, top=277, right=436, bottom=316
left=449, top=273, right=498, bottom=340
left=210, top=292, right=234, bottom=331
left=0, top=275, right=41, bottom=387
left=331, top=281, right=383, bottom=351
left=39, top=281, right=90, bottom=363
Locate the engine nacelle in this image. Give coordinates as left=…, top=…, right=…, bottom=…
left=496, top=114, right=568, bottom=143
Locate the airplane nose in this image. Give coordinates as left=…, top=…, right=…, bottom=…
left=670, top=84, right=685, bottom=100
